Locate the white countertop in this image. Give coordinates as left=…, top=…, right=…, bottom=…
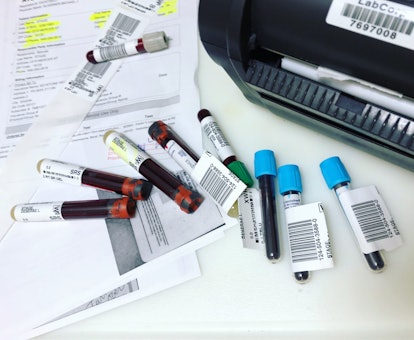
left=38, top=38, right=414, bottom=340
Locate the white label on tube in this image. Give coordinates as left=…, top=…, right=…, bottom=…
left=13, top=203, right=64, bottom=222
left=192, top=151, right=247, bottom=213
left=165, top=140, right=197, bottom=174
left=64, top=0, right=162, bottom=101
left=200, top=116, right=234, bottom=162
left=326, top=0, right=414, bottom=51
left=0, top=0, right=162, bottom=241
left=94, top=40, right=139, bottom=62
left=338, top=185, right=403, bottom=253
left=39, top=159, right=86, bottom=186
left=105, top=131, right=149, bottom=172
left=237, top=188, right=265, bottom=250
left=285, top=203, right=334, bottom=273
left=283, top=192, right=301, bottom=210
left=124, top=40, right=139, bottom=55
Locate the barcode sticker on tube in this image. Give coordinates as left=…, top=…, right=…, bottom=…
left=0, top=0, right=163, bottom=241
left=338, top=185, right=403, bottom=253
left=285, top=203, right=334, bottom=273
left=64, top=3, right=161, bottom=101
left=192, top=151, right=246, bottom=213
left=237, top=188, right=264, bottom=250
left=326, top=0, right=414, bottom=51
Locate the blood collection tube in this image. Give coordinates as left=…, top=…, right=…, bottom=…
left=86, top=31, right=168, bottom=64
left=38, top=159, right=153, bottom=201
left=11, top=197, right=136, bottom=222
left=197, top=109, right=254, bottom=187
left=278, top=164, right=309, bottom=283
left=103, top=130, right=204, bottom=214
left=148, top=120, right=240, bottom=218
left=320, top=156, right=385, bottom=271
left=254, top=150, right=280, bottom=262
left=148, top=120, right=199, bottom=174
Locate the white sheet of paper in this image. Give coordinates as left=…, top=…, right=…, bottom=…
left=25, top=251, right=201, bottom=339
left=0, top=0, right=227, bottom=338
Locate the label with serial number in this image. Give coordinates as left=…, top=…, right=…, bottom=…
left=237, top=188, right=264, bottom=250
left=39, top=159, right=86, bottom=186
left=338, top=185, right=403, bottom=253
left=192, top=151, right=247, bottom=214
left=285, top=202, right=334, bottom=272
left=326, top=0, right=414, bottom=50
left=13, top=202, right=64, bottom=222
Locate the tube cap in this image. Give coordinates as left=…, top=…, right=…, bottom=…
left=320, top=156, right=351, bottom=189
left=142, top=31, right=169, bottom=52
left=254, top=150, right=277, bottom=178
left=278, top=164, right=302, bottom=194
left=227, top=161, right=254, bottom=187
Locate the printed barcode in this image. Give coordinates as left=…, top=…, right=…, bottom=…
left=98, top=45, right=128, bottom=62
left=205, top=123, right=230, bottom=148
left=341, top=3, right=414, bottom=35
left=99, top=13, right=140, bottom=47
left=77, top=62, right=111, bottom=82
left=199, top=165, right=233, bottom=205
left=352, top=200, right=390, bottom=242
left=106, top=13, right=140, bottom=40
left=287, top=219, right=319, bottom=263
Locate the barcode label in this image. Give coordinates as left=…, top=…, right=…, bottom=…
left=112, top=13, right=140, bottom=34
left=338, top=185, right=403, bottom=252
left=63, top=0, right=161, bottom=101
left=288, top=219, right=320, bottom=263
left=285, top=203, right=334, bottom=272
left=95, top=40, right=139, bottom=62
left=326, top=0, right=414, bottom=51
left=100, top=14, right=140, bottom=46
left=200, top=116, right=234, bottom=161
left=192, top=152, right=247, bottom=213
left=80, top=62, right=112, bottom=79
left=352, top=200, right=392, bottom=242
left=199, top=166, right=234, bottom=205
left=342, top=3, right=414, bottom=35
left=66, top=61, right=112, bottom=98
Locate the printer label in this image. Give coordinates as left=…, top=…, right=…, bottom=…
left=326, top=0, right=414, bottom=51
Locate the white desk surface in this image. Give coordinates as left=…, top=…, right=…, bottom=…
left=38, top=39, right=414, bottom=340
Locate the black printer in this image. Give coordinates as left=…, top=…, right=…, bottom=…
left=198, top=0, right=414, bottom=171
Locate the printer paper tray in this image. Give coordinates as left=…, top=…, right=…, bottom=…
left=245, top=60, right=414, bottom=170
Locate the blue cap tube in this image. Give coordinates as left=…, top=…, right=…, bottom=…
left=254, top=150, right=280, bottom=262
left=319, top=156, right=351, bottom=189
left=278, top=164, right=302, bottom=195
left=319, top=156, right=385, bottom=272
left=277, top=164, right=309, bottom=283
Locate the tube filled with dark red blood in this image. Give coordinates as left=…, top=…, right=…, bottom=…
left=86, top=31, right=168, bottom=64
left=148, top=120, right=200, bottom=163
left=197, top=109, right=254, bottom=187
left=103, top=130, right=204, bottom=214
left=38, top=159, right=152, bottom=201
left=11, top=197, right=136, bottom=222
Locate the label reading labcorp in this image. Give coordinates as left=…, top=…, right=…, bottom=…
left=326, top=0, right=414, bottom=51
left=285, top=202, right=334, bottom=273
left=192, top=151, right=247, bottom=214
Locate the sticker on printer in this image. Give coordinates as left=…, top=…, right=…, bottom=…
left=326, top=0, right=414, bottom=51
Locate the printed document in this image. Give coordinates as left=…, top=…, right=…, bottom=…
left=0, top=0, right=227, bottom=338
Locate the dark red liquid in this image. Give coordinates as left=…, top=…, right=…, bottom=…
left=61, top=198, right=136, bottom=219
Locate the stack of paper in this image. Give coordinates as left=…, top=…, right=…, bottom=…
left=0, top=0, right=231, bottom=338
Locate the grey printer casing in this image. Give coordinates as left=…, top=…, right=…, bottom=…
left=198, top=0, right=414, bottom=171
